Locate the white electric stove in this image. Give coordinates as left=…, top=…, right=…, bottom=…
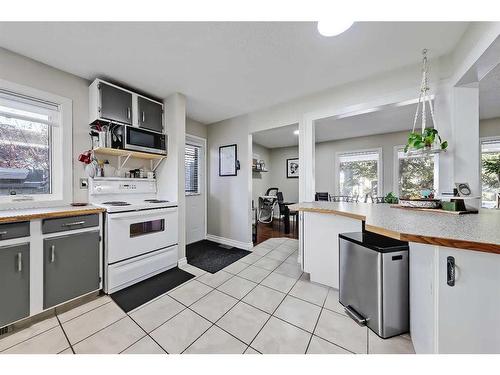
left=89, top=178, right=179, bottom=294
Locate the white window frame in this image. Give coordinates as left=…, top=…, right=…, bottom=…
left=334, top=147, right=383, bottom=197
left=479, top=136, right=500, bottom=208
left=393, top=145, right=440, bottom=196
left=185, top=141, right=202, bottom=196
left=0, top=79, right=72, bottom=209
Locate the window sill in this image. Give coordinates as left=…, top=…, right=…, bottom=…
left=186, top=192, right=201, bottom=197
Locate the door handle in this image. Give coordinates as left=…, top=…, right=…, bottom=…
left=142, top=111, right=145, bottom=123
left=127, top=107, right=131, bottom=119
left=17, top=252, right=22, bottom=272
left=62, top=221, right=85, bottom=227
left=50, top=245, right=55, bottom=263
left=447, top=256, right=455, bottom=286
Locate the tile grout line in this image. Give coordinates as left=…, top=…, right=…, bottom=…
left=55, top=314, right=75, bottom=354
left=304, top=287, right=329, bottom=354
left=123, top=314, right=169, bottom=354
left=171, top=238, right=298, bottom=353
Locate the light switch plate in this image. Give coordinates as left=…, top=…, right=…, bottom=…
left=80, top=178, right=89, bottom=189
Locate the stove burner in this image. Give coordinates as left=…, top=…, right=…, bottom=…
left=102, top=201, right=131, bottom=206
left=144, top=199, right=169, bottom=203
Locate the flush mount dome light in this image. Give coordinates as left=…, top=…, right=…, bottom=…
left=293, top=130, right=299, bottom=135
left=317, top=20, right=354, bottom=37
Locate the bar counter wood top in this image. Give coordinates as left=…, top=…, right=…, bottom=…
left=290, top=201, right=500, bottom=254
left=0, top=205, right=106, bottom=224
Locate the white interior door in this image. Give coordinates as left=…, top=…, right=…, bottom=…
left=185, top=135, right=206, bottom=245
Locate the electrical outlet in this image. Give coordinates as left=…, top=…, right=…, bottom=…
left=80, top=178, right=89, bottom=189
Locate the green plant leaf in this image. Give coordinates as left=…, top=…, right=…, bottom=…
left=441, top=141, right=448, bottom=150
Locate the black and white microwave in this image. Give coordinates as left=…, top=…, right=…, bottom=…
left=111, top=125, right=167, bottom=155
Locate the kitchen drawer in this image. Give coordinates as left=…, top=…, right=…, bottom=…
left=0, top=221, right=30, bottom=241
left=42, top=214, right=99, bottom=234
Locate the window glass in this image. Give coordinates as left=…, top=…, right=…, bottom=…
left=185, top=143, right=200, bottom=194
left=338, top=151, right=380, bottom=197
left=481, top=139, right=500, bottom=209
left=397, top=149, right=438, bottom=198
left=0, top=101, right=53, bottom=196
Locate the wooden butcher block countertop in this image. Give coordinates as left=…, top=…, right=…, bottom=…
left=291, top=201, right=500, bottom=254
left=0, top=205, right=105, bottom=224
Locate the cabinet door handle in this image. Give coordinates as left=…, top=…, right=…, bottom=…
left=50, top=245, right=55, bottom=263
left=447, top=256, right=455, bottom=287
left=62, top=221, right=85, bottom=227
left=142, top=111, right=145, bottom=123
left=0, top=231, right=7, bottom=235
left=127, top=107, right=131, bottom=119
left=17, top=252, right=22, bottom=272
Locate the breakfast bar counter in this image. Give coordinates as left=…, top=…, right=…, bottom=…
left=289, top=201, right=500, bottom=254
left=291, top=201, right=500, bottom=354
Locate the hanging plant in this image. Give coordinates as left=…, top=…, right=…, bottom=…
left=405, top=49, right=449, bottom=155
left=404, top=128, right=448, bottom=153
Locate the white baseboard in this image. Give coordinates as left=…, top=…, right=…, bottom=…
left=177, top=257, right=187, bottom=267
left=206, top=234, right=253, bottom=250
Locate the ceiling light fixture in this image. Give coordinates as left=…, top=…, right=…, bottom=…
left=317, top=20, right=354, bottom=37
left=294, top=130, right=299, bottom=135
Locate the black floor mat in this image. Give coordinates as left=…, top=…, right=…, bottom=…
left=187, top=240, right=251, bottom=274
left=111, top=267, right=195, bottom=312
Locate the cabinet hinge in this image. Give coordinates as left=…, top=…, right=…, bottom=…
left=99, top=235, right=102, bottom=242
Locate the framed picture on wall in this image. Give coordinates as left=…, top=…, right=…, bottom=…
left=219, top=144, right=238, bottom=176
left=286, top=158, right=299, bottom=178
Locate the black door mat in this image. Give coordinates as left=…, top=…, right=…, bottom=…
left=111, top=267, right=195, bottom=312
left=186, top=240, right=252, bottom=274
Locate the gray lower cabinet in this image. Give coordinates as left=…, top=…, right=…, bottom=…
left=43, top=231, right=100, bottom=309
left=0, top=243, right=30, bottom=327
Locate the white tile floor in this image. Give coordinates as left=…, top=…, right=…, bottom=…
left=0, top=238, right=415, bottom=354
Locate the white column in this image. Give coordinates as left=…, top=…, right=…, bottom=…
left=157, top=93, right=186, bottom=260
left=299, top=115, right=315, bottom=202
left=452, top=86, right=480, bottom=205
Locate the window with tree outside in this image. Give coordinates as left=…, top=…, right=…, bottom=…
left=481, top=139, right=500, bottom=209
left=396, top=148, right=438, bottom=199
left=0, top=90, right=59, bottom=197
left=338, top=150, right=380, bottom=198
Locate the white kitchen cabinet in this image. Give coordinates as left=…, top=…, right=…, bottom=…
left=302, top=211, right=362, bottom=288
left=437, top=247, right=500, bottom=353
left=410, top=243, right=500, bottom=354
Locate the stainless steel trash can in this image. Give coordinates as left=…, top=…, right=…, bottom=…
left=339, top=231, right=409, bottom=339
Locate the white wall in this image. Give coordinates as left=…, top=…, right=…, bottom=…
left=0, top=47, right=90, bottom=203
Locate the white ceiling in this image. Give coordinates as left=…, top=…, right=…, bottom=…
left=252, top=123, right=299, bottom=149
left=252, top=102, right=418, bottom=149
left=0, top=22, right=468, bottom=124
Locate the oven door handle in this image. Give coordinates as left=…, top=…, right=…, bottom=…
left=108, top=207, right=176, bottom=220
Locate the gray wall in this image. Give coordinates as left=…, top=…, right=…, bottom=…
left=269, top=146, right=299, bottom=202
left=252, top=143, right=271, bottom=206
left=0, top=47, right=90, bottom=203
left=315, top=130, right=409, bottom=197
left=207, top=117, right=251, bottom=245
left=186, top=118, right=208, bottom=139
left=480, top=117, right=500, bottom=138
